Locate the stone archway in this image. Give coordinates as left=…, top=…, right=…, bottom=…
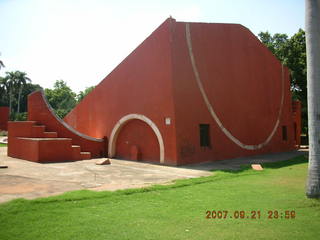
left=108, top=114, right=165, bottom=163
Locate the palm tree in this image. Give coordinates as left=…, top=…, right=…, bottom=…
left=3, top=73, right=16, bottom=115
left=15, top=72, right=31, bottom=113
left=4, top=71, right=31, bottom=114
left=306, top=0, right=320, bottom=198
left=0, top=77, right=7, bottom=105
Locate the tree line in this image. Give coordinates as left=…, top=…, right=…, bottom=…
left=0, top=71, right=42, bottom=120
left=0, top=69, right=94, bottom=120
left=45, top=80, right=94, bottom=119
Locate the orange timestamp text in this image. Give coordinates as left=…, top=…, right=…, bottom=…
left=205, top=210, right=296, bottom=219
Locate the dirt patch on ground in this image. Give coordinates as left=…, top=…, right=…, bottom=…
left=0, top=146, right=306, bottom=203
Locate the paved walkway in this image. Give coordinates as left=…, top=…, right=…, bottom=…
left=0, top=146, right=307, bottom=203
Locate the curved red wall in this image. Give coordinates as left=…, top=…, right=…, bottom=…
left=116, top=119, right=160, bottom=162
left=171, top=22, right=295, bottom=164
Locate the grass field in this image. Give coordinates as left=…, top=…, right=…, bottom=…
left=0, top=156, right=319, bottom=240
left=0, top=143, right=6, bottom=147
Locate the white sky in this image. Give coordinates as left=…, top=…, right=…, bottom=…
left=0, top=0, right=304, bottom=93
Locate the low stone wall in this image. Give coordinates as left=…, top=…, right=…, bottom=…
left=0, top=106, right=9, bottom=131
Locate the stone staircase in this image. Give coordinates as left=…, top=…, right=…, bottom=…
left=8, top=121, right=91, bottom=163
left=7, top=90, right=105, bottom=163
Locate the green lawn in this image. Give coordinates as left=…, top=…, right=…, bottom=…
left=0, top=143, right=6, bottom=147
left=0, top=156, right=319, bottom=240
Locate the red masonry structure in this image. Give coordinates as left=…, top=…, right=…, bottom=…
left=8, top=18, right=301, bottom=164
left=7, top=91, right=105, bottom=163
left=0, top=106, right=9, bottom=131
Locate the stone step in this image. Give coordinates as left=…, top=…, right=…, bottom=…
left=43, top=132, right=58, bottom=138
left=14, top=137, right=73, bottom=163
left=80, top=152, right=91, bottom=160
left=71, top=145, right=81, bottom=160
left=31, top=125, right=46, bottom=137
left=9, top=120, right=94, bottom=162
left=18, top=137, right=71, bottom=140
left=72, top=145, right=93, bottom=161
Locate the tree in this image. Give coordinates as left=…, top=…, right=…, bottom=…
left=45, top=80, right=77, bottom=119
left=19, top=83, right=42, bottom=112
left=305, top=0, right=320, bottom=198
left=258, top=29, right=307, bottom=132
left=0, top=77, right=7, bottom=106
left=14, top=71, right=31, bottom=113
left=0, top=60, right=4, bottom=70
left=4, top=71, right=31, bottom=114
left=0, top=70, right=42, bottom=120
left=0, top=52, right=4, bottom=70
left=2, top=72, right=16, bottom=115
left=77, top=86, right=95, bottom=102
left=258, top=31, right=289, bottom=60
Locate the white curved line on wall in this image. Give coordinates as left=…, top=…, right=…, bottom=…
left=108, top=114, right=165, bottom=163
left=185, top=23, right=284, bottom=150
left=32, top=90, right=103, bottom=142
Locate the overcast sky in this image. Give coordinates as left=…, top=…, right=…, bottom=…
left=0, top=0, right=304, bottom=93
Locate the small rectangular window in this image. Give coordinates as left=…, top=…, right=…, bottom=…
left=282, top=126, right=287, bottom=141
left=199, top=124, right=210, bottom=147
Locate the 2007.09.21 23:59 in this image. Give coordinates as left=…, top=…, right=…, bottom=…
left=205, top=210, right=296, bottom=219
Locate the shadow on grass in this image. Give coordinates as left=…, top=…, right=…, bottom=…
left=215, top=155, right=308, bottom=174
left=261, top=155, right=308, bottom=169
